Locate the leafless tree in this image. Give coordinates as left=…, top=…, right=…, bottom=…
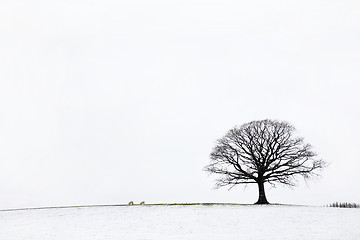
left=204, top=119, right=327, bottom=204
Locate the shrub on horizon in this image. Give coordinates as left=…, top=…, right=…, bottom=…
left=326, top=202, right=360, bottom=208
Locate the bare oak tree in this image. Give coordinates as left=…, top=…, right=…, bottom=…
left=204, top=119, right=326, bottom=204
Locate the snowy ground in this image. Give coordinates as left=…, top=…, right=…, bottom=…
left=0, top=204, right=359, bottom=240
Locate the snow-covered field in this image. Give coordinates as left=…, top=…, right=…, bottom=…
left=0, top=204, right=359, bottom=240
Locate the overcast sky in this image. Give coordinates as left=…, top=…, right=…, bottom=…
left=1, top=0, right=359, bottom=209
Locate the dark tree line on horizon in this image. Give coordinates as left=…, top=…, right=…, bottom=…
left=327, top=202, right=360, bottom=208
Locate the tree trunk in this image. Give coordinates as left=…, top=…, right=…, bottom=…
left=255, top=181, right=269, bottom=204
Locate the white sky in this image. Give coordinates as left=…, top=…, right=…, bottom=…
left=0, top=0, right=359, bottom=209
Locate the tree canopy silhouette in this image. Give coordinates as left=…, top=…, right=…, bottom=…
left=204, top=119, right=326, bottom=204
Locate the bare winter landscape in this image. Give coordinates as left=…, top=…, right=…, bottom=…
left=1, top=204, right=359, bottom=240
left=1, top=0, right=360, bottom=239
